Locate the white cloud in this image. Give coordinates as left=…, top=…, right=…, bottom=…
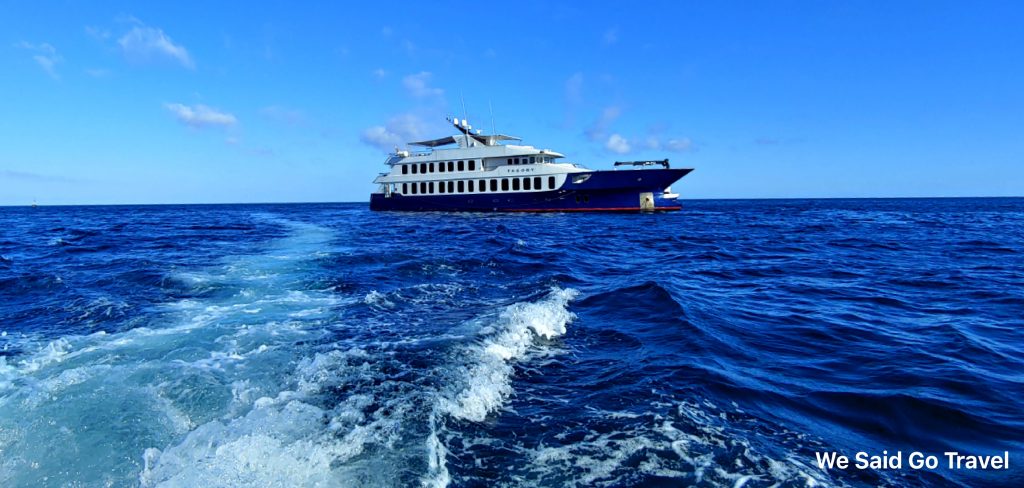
left=372, top=68, right=387, bottom=79
left=118, top=23, right=194, bottom=69
left=664, top=137, right=693, bottom=152
left=605, top=134, right=631, bottom=154
left=164, top=103, right=237, bottom=128
left=586, top=105, right=622, bottom=141
left=627, top=135, right=695, bottom=153
left=402, top=71, right=443, bottom=98
left=360, top=113, right=428, bottom=152
left=16, top=41, right=62, bottom=79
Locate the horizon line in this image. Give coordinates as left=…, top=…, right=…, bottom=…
left=2, top=195, right=1022, bottom=208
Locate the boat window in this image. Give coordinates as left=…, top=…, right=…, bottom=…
left=447, top=181, right=454, bottom=193
left=420, top=163, right=427, bottom=174
left=411, top=184, right=417, bottom=194
left=502, top=178, right=510, bottom=191
left=548, top=176, right=556, bottom=189
left=411, top=164, right=418, bottom=174
left=444, top=161, right=451, bottom=172
left=512, top=178, right=520, bottom=191
left=402, top=165, right=408, bottom=175
left=468, top=160, right=475, bottom=171
left=482, top=180, right=489, bottom=192
left=491, top=179, right=498, bottom=192
left=402, top=183, right=408, bottom=194
left=530, top=156, right=535, bottom=164
left=523, top=177, right=531, bottom=190
left=507, top=158, right=512, bottom=165
left=467, top=180, right=473, bottom=192
left=457, top=180, right=464, bottom=192
left=420, top=182, right=427, bottom=194
left=438, top=180, right=445, bottom=193
left=458, top=160, right=464, bottom=171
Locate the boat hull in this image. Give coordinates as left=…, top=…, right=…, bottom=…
left=370, top=168, right=691, bottom=212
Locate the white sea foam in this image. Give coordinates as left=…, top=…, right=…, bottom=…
left=0, top=217, right=356, bottom=487
left=4, top=217, right=651, bottom=488
left=417, top=288, right=579, bottom=487
left=501, top=398, right=838, bottom=488
left=439, top=287, right=578, bottom=423
left=364, top=290, right=396, bottom=309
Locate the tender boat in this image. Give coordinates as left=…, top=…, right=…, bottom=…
left=370, top=117, right=692, bottom=212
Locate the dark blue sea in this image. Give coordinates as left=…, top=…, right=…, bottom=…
left=1, top=199, right=1022, bottom=487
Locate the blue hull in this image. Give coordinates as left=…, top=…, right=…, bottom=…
left=370, top=168, right=691, bottom=212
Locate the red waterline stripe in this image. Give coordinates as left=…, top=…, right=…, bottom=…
left=506, top=206, right=682, bottom=212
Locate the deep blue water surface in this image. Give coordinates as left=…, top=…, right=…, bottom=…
left=1, top=199, right=1022, bottom=487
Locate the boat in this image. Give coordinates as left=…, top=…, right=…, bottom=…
left=369, top=117, right=693, bottom=212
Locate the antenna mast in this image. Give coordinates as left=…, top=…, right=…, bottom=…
left=489, top=100, right=496, bottom=135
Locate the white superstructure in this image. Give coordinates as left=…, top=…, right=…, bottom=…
left=372, top=118, right=590, bottom=198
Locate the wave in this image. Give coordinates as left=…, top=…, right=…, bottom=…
left=438, top=287, right=578, bottom=423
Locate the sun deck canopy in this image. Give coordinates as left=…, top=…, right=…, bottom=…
left=409, top=136, right=458, bottom=148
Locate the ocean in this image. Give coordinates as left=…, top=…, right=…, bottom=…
left=0, top=198, right=1021, bottom=487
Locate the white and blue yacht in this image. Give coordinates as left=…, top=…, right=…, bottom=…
left=370, top=117, right=692, bottom=212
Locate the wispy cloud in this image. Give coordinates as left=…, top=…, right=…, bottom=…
left=605, top=134, right=631, bottom=154
left=84, top=25, right=111, bottom=41
left=85, top=68, right=111, bottom=78
left=118, top=20, right=194, bottom=69
left=15, top=41, right=62, bottom=79
left=603, top=27, right=619, bottom=46
left=402, top=72, right=444, bottom=98
left=164, top=103, right=237, bottom=128
left=360, top=113, right=428, bottom=152
left=639, top=135, right=694, bottom=152
left=565, top=73, right=584, bottom=105
left=372, top=68, right=387, bottom=79
left=585, top=105, right=622, bottom=141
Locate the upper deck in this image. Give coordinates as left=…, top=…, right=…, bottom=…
left=374, top=117, right=585, bottom=185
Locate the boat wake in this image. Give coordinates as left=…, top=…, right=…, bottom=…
left=0, top=217, right=581, bottom=487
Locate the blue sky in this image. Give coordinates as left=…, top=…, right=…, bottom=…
left=1, top=1, right=1022, bottom=205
